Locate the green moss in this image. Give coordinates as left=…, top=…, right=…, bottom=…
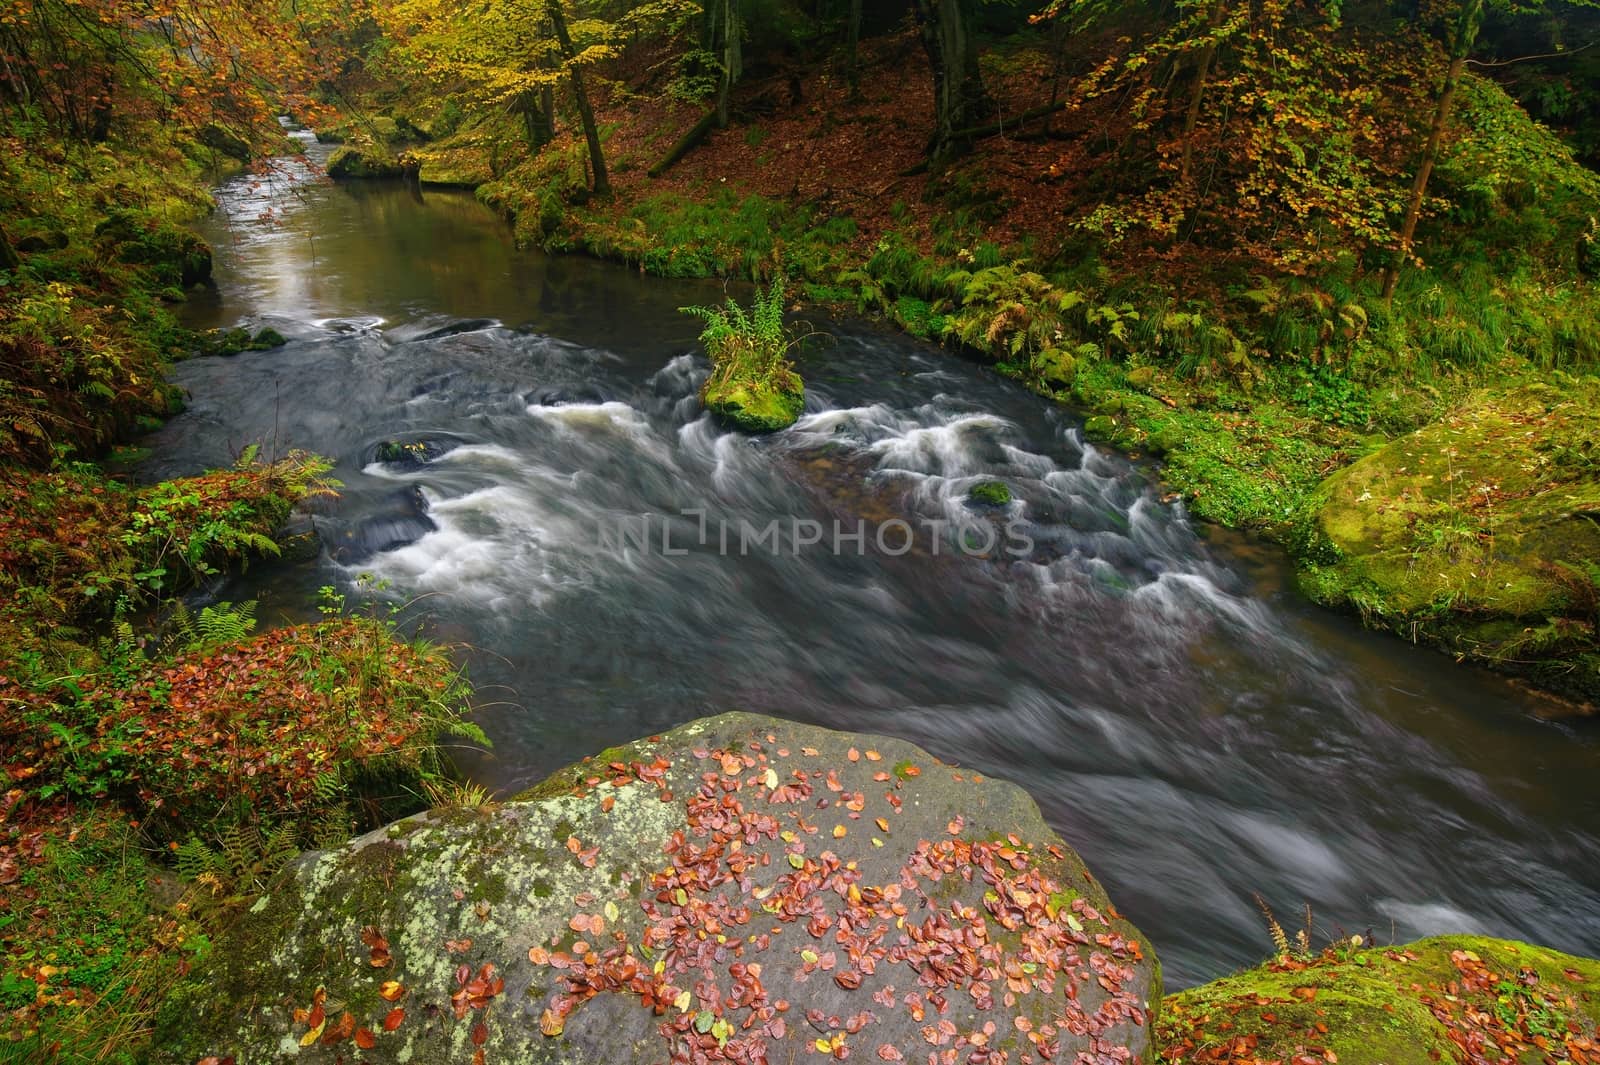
left=703, top=377, right=805, bottom=433
left=326, top=145, right=406, bottom=180
left=1160, top=936, right=1600, bottom=1065
left=1307, top=383, right=1600, bottom=699
left=247, top=327, right=286, bottom=350
left=968, top=481, right=1012, bottom=506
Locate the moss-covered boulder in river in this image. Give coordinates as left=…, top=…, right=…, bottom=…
left=1158, top=934, right=1600, bottom=1064
left=326, top=145, right=409, bottom=180
left=1303, top=382, right=1600, bottom=708
left=688, top=277, right=807, bottom=433
left=154, top=712, right=1161, bottom=1063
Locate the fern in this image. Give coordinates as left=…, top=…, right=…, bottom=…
left=175, top=822, right=300, bottom=910
left=1254, top=892, right=1291, bottom=958
left=196, top=600, right=257, bottom=646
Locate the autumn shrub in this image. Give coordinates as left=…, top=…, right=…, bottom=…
left=0, top=451, right=334, bottom=627
left=0, top=617, right=483, bottom=841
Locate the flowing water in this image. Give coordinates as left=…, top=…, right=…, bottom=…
left=145, top=134, right=1600, bottom=987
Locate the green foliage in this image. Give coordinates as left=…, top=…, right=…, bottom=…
left=968, top=481, right=1013, bottom=506
left=683, top=277, right=806, bottom=432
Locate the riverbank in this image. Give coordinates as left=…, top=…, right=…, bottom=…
left=0, top=119, right=484, bottom=1058
left=328, top=26, right=1600, bottom=708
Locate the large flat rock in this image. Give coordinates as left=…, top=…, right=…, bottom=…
left=157, top=712, right=1160, bottom=1063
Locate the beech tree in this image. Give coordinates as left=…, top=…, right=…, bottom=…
left=0, top=0, right=329, bottom=144
left=914, top=0, right=991, bottom=161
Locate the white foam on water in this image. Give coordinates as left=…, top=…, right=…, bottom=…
left=1131, top=571, right=1271, bottom=632
left=867, top=413, right=1013, bottom=478
left=526, top=400, right=655, bottom=443
left=1375, top=899, right=1491, bottom=938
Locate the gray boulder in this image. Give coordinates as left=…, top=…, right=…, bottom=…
left=157, top=712, right=1161, bottom=1063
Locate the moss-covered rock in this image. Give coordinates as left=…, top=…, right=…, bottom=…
left=94, top=209, right=212, bottom=287
left=411, top=123, right=504, bottom=187
left=154, top=712, right=1161, bottom=1064
left=326, top=145, right=408, bottom=181
left=1159, top=935, right=1600, bottom=1064
left=969, top=480, right=1013, bottom=506
left=196, top=326, right=287, bottom=357
left=1305, top=383, right=1600, bottom=706
left=703, top=375, right=805, bottom=432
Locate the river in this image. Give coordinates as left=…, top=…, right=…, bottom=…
left=140, top=133, right=1600, bottom=988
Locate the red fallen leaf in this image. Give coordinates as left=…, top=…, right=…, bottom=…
left=196, top=1058, right=237, bottom=1065
left=321, top=1012, right=356, bottom=1045
left=379, top=980, right=404, bottom=1001
left=355, top=1028, right=377, bottom=1049
left=876, top=1045, right=903, bottom=1060
left=1291, top=987, right=1319, bottom=1001
left=847, top=747, right=860, bottom=762
left=446, top=937, right=473, bottom=953
left=471, top=1021, right=488, bottom=1046
left=382, top=1007, right=405, bottom=1031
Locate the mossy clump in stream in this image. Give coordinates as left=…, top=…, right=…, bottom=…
left=1303, top=381, right=1600, bottom=705
left=1158, top=934, right=1600, bottom=1064
left=968, top=480, right=1013, bottom=506
left=684, top=276, right=805, bottom=434
left=197, top=326, right=288, bottom=356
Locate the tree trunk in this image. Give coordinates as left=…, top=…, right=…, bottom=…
left=0, top=229, right=19, bottom=272
left=1381, top=0, right=1483, bottom=299
left=711, top=0, right=741, bottom=128
left=546, top=0, right=610, bottom=196
left=648, top=109, right=718, bottom=177
left=1039, top=15, right=1065, bottom=137
left=913, top=0, right=988, bottom=162
left=517, top=88, right=555, bottom=152
left=846, top=0, right=862, bottom=92
left=1178, top=0, right=1225, bottom=184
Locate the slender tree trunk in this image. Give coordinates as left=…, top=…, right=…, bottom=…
left=0, top=229, right=19, bottom=272
left=712, top=0, right=741, bottom=128
left=1178, top=0, right=1225, bottom=183
left=546, top=0, right=610, bottom=196
left=846, top=0, right=862, bottom=92
left=913, top=0, right=988, bottom=162
left=517, top=88, right=555, bottom=151
left=1381, top=0, right=1483, bottom=299
left=1040, top=15, right=1065, bottom=137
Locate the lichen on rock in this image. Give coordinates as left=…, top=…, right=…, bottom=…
left=155, top=712, right=1161, bottom=1064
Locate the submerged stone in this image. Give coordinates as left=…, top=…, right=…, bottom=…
left=326, top=486, right=437, bottom=564
left=154, top=712, right=1161, bottom=1063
